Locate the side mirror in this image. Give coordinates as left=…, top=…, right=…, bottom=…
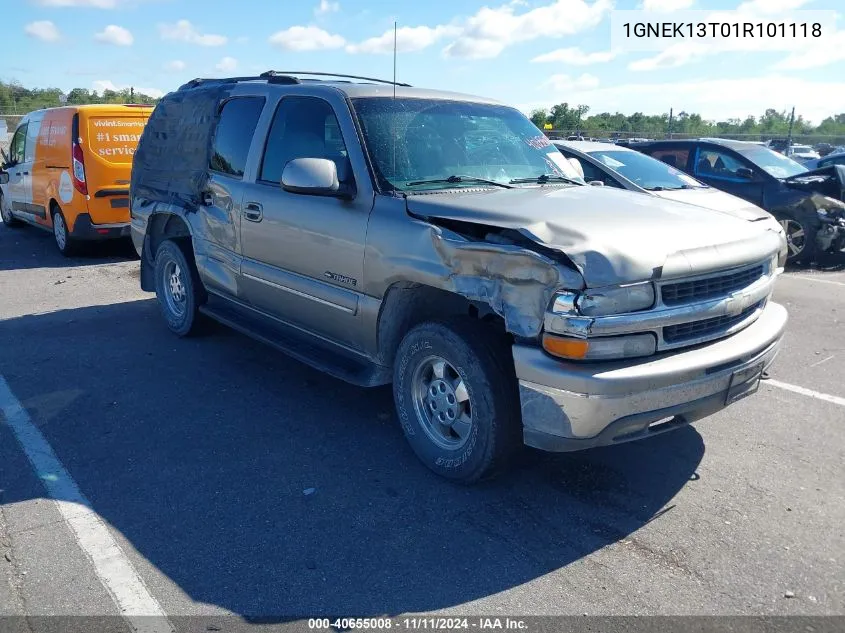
left=282, top=158, right=343, bottom=197
left=588, top=180, right=605, bottom=186
left=0, top=171, right=8, bottom=185
left=736, top=167, right=754, bottom=180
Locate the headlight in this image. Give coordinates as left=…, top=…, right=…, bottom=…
left=575, top=282, right=655, bottom=316
left=542, top=333, right=657, bottom=360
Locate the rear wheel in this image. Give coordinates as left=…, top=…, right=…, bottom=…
left=393, top=319, right=522, bottom=483
left=1, top=191, right=22, bottom=227
left=154, top=239, right=204, bottom=337
left=52, top=207, right=78, bottom=256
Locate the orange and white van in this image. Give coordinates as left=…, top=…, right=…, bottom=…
left=0, top=104, right=153, bottom=255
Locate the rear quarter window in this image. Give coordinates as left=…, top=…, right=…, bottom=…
left=647, top=148, right=690, bottom=170
left=87, top=115, right=149, bottom=163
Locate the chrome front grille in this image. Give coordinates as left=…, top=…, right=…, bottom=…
left=662, top=264, right=764, bottom=306
left=663, top=301, right=763, bottom=344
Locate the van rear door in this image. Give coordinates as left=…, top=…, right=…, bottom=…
left=82, top=107, right=151, bottom=224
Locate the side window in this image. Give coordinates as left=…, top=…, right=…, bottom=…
left=579, top=160, right=622, bottom=187
left=649, top=148, right=689, bottom=170
left=210, top=97, right=265, bottom=178
left=24, top=119, right=42, bottom=163
left=694, top=148, right=748, bottom=180
left=10, top=124, right=27, bottom=164
left=260, top=96, right=350, bottom=184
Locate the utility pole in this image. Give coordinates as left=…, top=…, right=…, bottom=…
left=786, top=106, right=795, bottom=154
left=130, top=86, right=134, bottom=104
left=668, top=107, right=674, bottom=139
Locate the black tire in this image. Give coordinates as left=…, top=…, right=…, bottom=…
left=774, top=212, right=818, bottom=265
left=393, top=318, right=522, bottom=483
left=52, top=207, right=78, bottom=256
left=1, top=191, right=22, bottom=228
left=153, top=239, right=205, bottom=337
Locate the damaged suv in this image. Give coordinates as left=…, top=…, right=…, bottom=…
left=130, top=73, right=789, bottom=482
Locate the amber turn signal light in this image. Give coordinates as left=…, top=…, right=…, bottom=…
left=542, top=334, right=589, bottom=360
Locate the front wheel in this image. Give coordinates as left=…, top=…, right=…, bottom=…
left=393, top=319, right=522, bottom=483
left=154, top=240, right=204, bottom=336
left=1, top=191, right=22, bottom=227
left=775, top=213, right=817, bottom=265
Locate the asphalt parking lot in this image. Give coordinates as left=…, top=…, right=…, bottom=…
left=1, top=224, right=843, bottom=629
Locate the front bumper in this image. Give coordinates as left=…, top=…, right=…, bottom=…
left=70, top=213, right=131, bottom=241
left=516, top=301, right=788, bottom=452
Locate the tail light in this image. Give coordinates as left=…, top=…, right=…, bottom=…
left=72, top=142, right=87, bottom=195
left=70, top=113, right=87, bottom=196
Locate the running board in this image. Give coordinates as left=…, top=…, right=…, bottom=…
left=199, top=295, right=391, bottom=387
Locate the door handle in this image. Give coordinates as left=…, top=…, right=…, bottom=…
left=243, top=202, right=263, bottom=222
left=13, top=172, right=20, bottom=176
left=22, top=172, right=29, bottom=176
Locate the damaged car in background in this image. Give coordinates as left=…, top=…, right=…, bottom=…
left=130, top=72, right=788, bottom=482
left=634, top=138, right=845, bottom=264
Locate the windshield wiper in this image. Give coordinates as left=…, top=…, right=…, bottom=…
left=406, top=175, right=513, bottom=189
left=509, top=174, right=581, bottom=185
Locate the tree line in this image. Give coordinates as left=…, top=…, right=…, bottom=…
left=0, top=81, right=161, bottom=114
left=531, top=102, right=845, bottom=141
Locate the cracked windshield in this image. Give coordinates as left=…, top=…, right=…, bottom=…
left=352, top=98, right=584, bottom=191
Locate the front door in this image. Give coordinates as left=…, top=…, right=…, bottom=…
left=692, top=145, right=766, bottom=206
left=239, top=94, right=370, bottom=350
left=6, top=123, right=33, bottom=221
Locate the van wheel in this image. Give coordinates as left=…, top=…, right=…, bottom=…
left=52, top=208, right=78, bottom=256
left=154, top=239, right=204, bottom=337
left=393, top=319, right=522, bottom=483
left=776, top=213, right=817, bottom=265
left=1, top=191, right=22, bottom=227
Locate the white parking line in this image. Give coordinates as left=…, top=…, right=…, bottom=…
left=0, top=376, right=174, bottom=633
left=783, top=275, right=845, bottom=287
left=766, top=379, right=845, bottom=407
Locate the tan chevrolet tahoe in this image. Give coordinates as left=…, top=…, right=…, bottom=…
left=130, top=72, right=789, bottom=482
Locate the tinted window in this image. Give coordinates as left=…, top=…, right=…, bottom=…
left=210, top=97, right=265, bottom=178
left=10, top=124, right=27, bottom=164
left=260, top=97, right=349, bottom=185
left=820, top=155, right=845, bottom=168
left=694, top=148, right=749, bottom=180
left=647, top=148, right=690, bottom=170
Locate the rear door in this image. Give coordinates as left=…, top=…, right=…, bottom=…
left=691, top=144, right=766, bottom=206
left=82, top=107, right=151, bottom=224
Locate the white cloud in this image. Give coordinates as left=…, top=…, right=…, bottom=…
left=347, top=25, right=459, bottom=54
left=94, top=25, right=134, bottom=46
left=215, top=56, right=238, bottom=72
left=164, top=60, right=186, bottom=72
left=518, top=75, right=843, bottom=126
left=92, top=80, right=164, bottom=99
left=641, top=0, right=694, bottom=11
left=24, top=21, right=61, bottom=42
left=268, top=26, right=345, bottom=51
left=315, top=0, right=339, bottom=15
left=773, top=30, right=845, bottom=69
left=33, top=0, right=118, bottom=7
left=542, top=73, right=601, bottom=91
left=735, top=0, right=812, bottom=14
left=628, top=43, right=708, bottom=70
left=444, top=0, right=612, bottom=59
left=159, top=20, right=227, bottom=46
left=532, top=46, right=616, bottom=64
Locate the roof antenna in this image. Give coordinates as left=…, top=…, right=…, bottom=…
left=392, top=20, right=397, bottom=182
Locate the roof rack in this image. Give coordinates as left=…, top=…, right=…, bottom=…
left=260, top=71, right=411, bottom=87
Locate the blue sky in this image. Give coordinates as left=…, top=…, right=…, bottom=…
left=7, top=0, right=843, bottom=124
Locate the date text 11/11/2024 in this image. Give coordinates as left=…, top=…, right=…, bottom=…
left=308, top=618, right=529, bottom=630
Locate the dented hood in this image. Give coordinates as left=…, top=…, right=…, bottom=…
left=782, top=164, right=845, bottom=200
left=406, top=185, right=783, bottom=287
